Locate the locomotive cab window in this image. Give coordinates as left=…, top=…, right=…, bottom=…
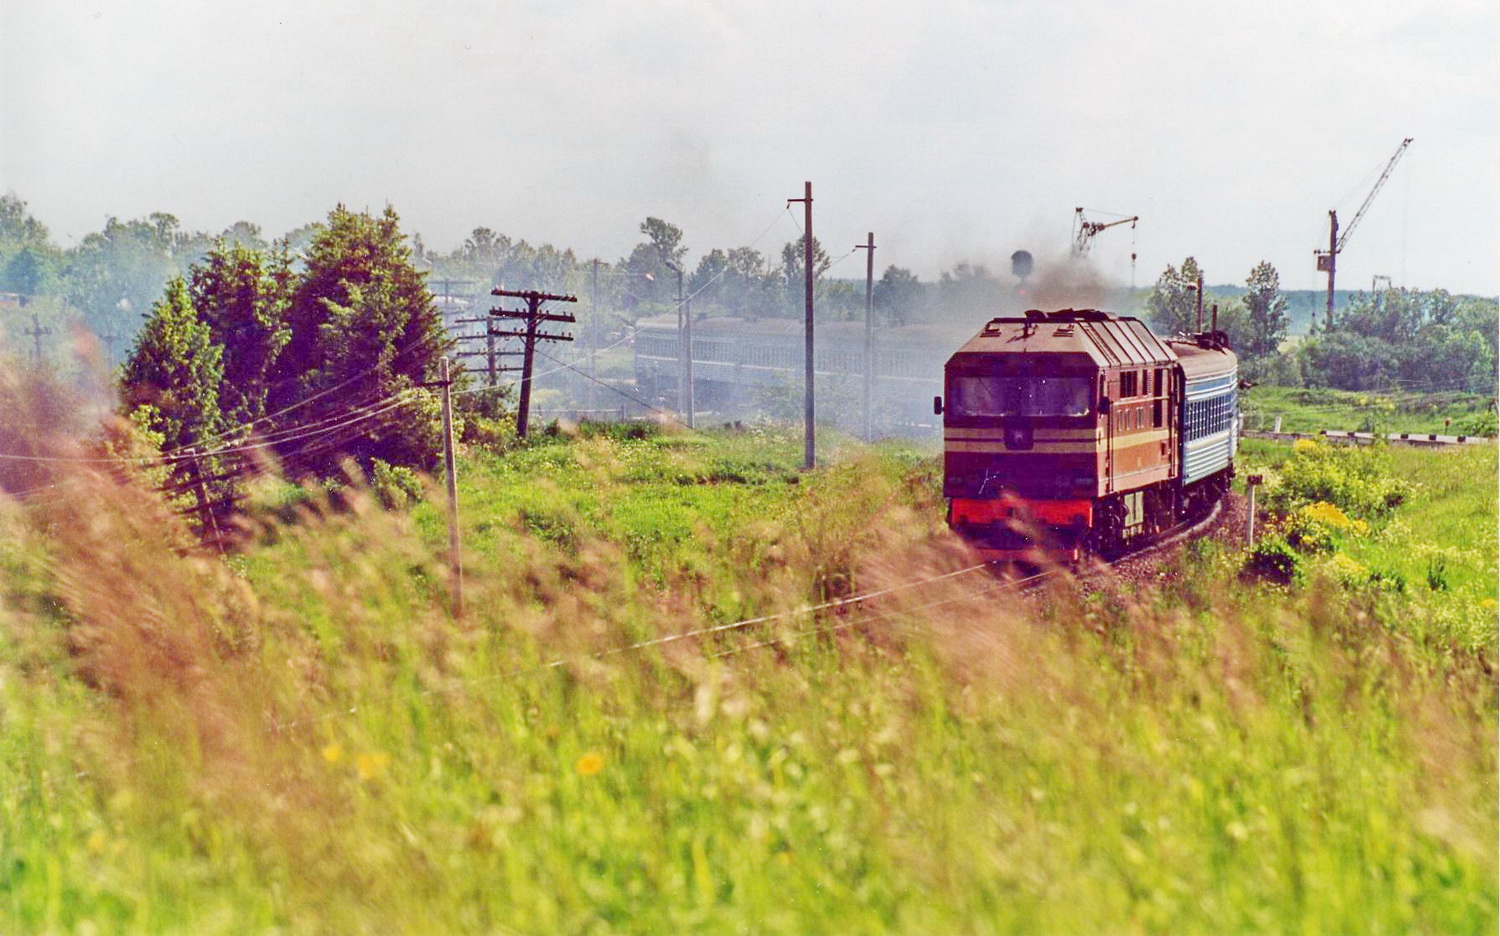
left=950, top=375, right=1092, bottom=418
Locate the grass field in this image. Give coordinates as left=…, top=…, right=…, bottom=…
left=1, top=421, right=1495, bottom=933
left=1242, top=385, right=1497, bottom=436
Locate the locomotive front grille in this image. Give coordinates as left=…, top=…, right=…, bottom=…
left=942, top=452, right=1095, bottom=499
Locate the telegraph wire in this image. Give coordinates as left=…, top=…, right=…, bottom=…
left=533, top=348, right=697, bottom=433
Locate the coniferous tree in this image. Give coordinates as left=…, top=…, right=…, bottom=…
left=270, top=205, right=450, bottom=474
left=119, top=277, right=224, bottom=457
left=189, top=241, right=292, bottom=423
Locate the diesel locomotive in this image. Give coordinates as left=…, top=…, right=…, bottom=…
left=937, top=308, right=1238, bottom=562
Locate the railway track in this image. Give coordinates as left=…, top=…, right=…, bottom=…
left=988, top=494, right=1231, bottom=594
left=1109, top=494, right=1225, bottom=565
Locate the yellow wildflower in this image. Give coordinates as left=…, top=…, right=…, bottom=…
left=1324, top=553, right=1368, bottom=584
left=356, top=752, right=390, bottom=781
left=1297, top=501, right=1364, bottom=536
left=322, top=744, right=343, bottom=765
left=575, top=752, right=605, bottom=777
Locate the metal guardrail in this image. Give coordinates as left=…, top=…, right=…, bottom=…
left=1243, top=429, right=1495, bottom=447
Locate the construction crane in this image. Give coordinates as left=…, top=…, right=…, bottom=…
left=1314, top=137, right=1413, bottom=329
left=1071, top=207, right=1138, bottom=257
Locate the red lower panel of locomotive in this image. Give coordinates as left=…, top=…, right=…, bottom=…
left=948, top=494, right=1094, bottom=565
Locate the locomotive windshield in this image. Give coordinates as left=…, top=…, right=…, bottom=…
left=951, top=375, right=1092, bottom=418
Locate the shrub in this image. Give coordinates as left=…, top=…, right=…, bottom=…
left=1242, top=535, right=1300, bottom=585
left=1453, top=409, right=1498, bottom=437
left=1284, top=501, right=1369, bottom=553
left=370, top=458, right=424, bottom=510
left=460, top=413, right=515, bottom=450
left=1316, top=552, right=1370, bottom=586
left=1267, top=439, right=1413, bottom=521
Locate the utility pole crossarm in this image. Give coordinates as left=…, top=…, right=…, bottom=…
left=480, top=289, right=579, bottom=439
left=491, top=288, right=578, bottom=303
left=489, top=309, right=578, bottom=324
left=486, top=329, right=574, bottom=342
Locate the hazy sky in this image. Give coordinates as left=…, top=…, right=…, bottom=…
left=3, top=0, right=1497, bottom=296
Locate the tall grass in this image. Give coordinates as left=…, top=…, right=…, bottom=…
left=1, top=393, right=1494, bottom=932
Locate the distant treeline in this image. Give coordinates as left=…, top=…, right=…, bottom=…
left=3, top=194, right=1495, bottom=399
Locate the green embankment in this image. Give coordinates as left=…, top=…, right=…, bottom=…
left=1, top=425, right=1494, bottom=934
left=1242, top=385, right=1497, bottom=436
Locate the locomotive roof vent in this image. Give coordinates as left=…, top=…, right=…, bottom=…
left=1047, top=308, right=1115, bottom=322
left=982, top=308, right=1119, bottom=335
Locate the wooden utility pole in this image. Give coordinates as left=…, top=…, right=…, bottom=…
left=788, top=181, right=815, bottom=470
left=854, top=232, right=875, bottom=443
left=490, top=288, right=577, bottom=438
left=662, top=260, right=693, bottom=428
left=23, top=313, right=51, bottom=364
left=590, top=259, right=600, bottom=413
left=684, top=278, right=694, bottom=429
left=439, top=357, right=463, bottom=618
left=431, top=278, right=477, bottom=322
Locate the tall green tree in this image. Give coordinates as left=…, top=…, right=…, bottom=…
left=189, top=242, right=293, bottom=423
left=62, top=214, right=209, bottom=360
left=218, top=221, right=268, bottom=251
left=640, top=217, right=687, bottom=270
left=874, top=266, right=923, bottom=325
left=0, top=194, right=51, bottom=251
left=686, top=246, right=777, bottom=319
left=0, top=196, right=64, bottom=336
left=779, top=235, right=831, bottom=318
left=270, top=205, right=450, bottom=474
left=1, top=248, right=53, bottom=303
left=119, top=277, right=224, bottom=457
left=1147, top=257, right=1205, bottom=335
left=780, top=235, right=831, bottom=285
left=1241, top=261, right=1289, bottom=358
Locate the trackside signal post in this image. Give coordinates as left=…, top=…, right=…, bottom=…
left=490, top=288, right=577, bottom=438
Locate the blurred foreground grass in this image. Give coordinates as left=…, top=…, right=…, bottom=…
left=1, top=420, right=1494, bottom=934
